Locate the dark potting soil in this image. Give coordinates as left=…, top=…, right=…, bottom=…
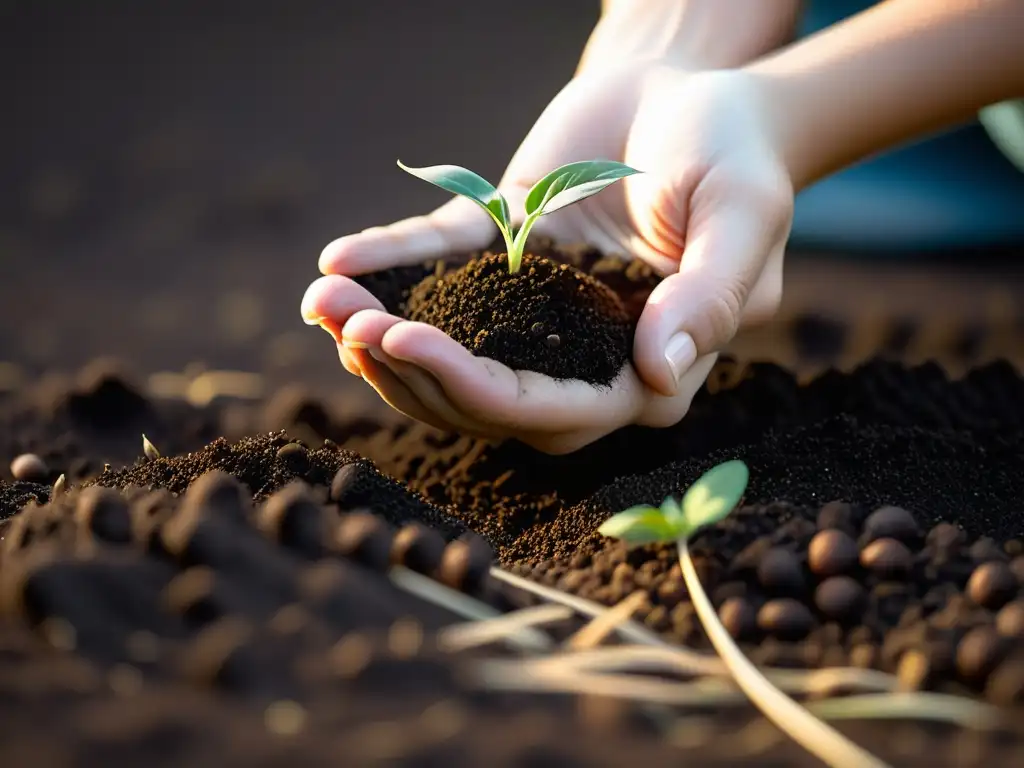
left=3, top=249, right=1024, bottom=763
left=398, top=251, right=634, bottom=386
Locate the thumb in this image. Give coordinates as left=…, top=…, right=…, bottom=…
left=633, top=202, right=783, bottom=396
left=319, top=196, right=496, bottom=276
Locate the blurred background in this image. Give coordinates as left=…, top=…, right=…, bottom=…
left=2, top=0, right=1023, bottom=405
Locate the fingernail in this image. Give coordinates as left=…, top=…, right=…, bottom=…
left=341, top=338, right=369, bottom=350
left=665, top=332, right=697, bottom=385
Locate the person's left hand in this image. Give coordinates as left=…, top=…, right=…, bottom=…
left=302, top=65, right=791, bottom=453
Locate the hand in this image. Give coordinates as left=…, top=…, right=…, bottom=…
left=302, top=65, right=793, bottom=453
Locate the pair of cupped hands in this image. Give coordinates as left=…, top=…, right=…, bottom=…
left=301, top=62, right=793, bottom=454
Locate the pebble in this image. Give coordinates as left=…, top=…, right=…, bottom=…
left=996, top=600, right=1024, bottom=637
left=807, top=529, right=858, bottom=578
left=757, top=598, right=814, bottom=640
left=756, top=548, right=805, bottom=594
left=863, top=505, right=920, bottom=543
left=334, top=511, right=392, bottom=571
left=860, top=537, right=912, bottom=576
left=718, top=596, right=757, bottom=641
left=814, top=576, right=866, bottom=621
left=390, top=522, right=446, bottom=575
left=966, top=561, right=1017, bottom=609
left=10, top=453, right=49, bottom=483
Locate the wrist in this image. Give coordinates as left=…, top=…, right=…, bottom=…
left=577, top=0, right=801, bottom=75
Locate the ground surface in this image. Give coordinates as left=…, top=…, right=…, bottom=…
left=4, top=3, right=1024, bottom=765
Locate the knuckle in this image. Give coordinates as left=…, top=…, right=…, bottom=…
left=696, top=282, right=745, bottom=349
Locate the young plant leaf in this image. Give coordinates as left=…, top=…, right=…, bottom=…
left=660, top=497, right=685, bottom=529
left=597, top=505, right=679, bottom=546
left=681, top=460, right=749, bottom=531
left=524, top=160, right=642, bottom=217
left=397, top=160, right=512, bottom=234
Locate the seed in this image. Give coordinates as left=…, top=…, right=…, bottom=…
left=10, top=453, right=48, bottom=483
left=808, top=529, right=858, bottom=578
left=142, top=434, right=161, bottom=461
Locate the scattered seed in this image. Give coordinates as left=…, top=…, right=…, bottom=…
left=142, top=434, right=161, bottom=461
left=546, top=333, right=561, bottom=349
left=967, top=561, right=1017, bottom=609
left=10, top=453, right=48, bottom=483
left=808, top=530, right=858, bottom=578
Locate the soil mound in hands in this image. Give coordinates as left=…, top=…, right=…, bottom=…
left=404, top=252, right=632, bottom=385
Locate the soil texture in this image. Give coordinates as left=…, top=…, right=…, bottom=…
left=3, top=245, right=1024, bottom=764
left=400, top=251, right=634, bottom=385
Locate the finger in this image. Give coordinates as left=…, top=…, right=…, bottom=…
left=350, top=349, right=461, bottom=434
left=301, top=275, right=386, bottom=328
left=368, top=349, right=512, bottom=441
left=634, top=353, right=718, bottom=428
left=633, top=202, right=779, bottom=397
left=380, top=321, right=643, bottom=432
left=319, top=197, right=495, bottom=276
left=343, top=309, right=507, bottom=436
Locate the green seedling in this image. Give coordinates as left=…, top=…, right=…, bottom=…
left=397, top=159, right=642, bottom=274
left=597, top=459, right=749, bottom=545
left=598, top=460, right=888, bottom=768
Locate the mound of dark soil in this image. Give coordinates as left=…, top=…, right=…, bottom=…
left=402, top=252, right=633, bottom=385
left=4, top=292, right=1024, bottom=763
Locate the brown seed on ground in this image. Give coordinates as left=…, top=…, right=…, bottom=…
left=860, top=537, right=912, bottom=576
left=757, top=598, right=814, bottom=640
left=956, top=625, right=1008, bottom=684
left=10, top=453, right=49, bottom=484
left=756, top=548, right=805, bottom=594
left=814, top=576, right=866, bottom=621
left=718, top=596, right=757, bottom=641
left=334, top=511, right=392, bottom=571
left=816, top=500, right=857, bottom=535
left=967, top=561, right=1018, bottom=609
left=926, top=522, right=966, bottom=551
left=807, top=529, right=858, bottom=577
left=391, top=522, right=446, bottom=575
left=863, top=505, right=920, bottom=543
left=996, top=601, right=1024, bottom=637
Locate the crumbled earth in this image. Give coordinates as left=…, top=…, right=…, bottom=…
left=401, top=251, right=634, bottom=386
left=3, top=248, right=1024, bottom=763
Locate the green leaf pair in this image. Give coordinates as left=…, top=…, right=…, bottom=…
left=597, top=460, right=749, bottom=546
left=397, top=159, right=641, bottom=274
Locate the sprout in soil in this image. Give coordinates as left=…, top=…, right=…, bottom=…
left=598, top=460, right=887, bottom=768
left=397, top=159, right=642, bottom=274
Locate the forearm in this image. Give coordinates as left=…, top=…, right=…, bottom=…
left=578, top=0, right=802, bottom=73
left=749, top=0, right=1024, bottom=191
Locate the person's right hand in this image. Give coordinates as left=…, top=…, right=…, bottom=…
left=302, top=65, right=793, bottom=452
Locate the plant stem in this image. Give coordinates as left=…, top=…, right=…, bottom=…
left=677, top=538, right=888, bottom=768
left=508, top=210, right=542, bottom=274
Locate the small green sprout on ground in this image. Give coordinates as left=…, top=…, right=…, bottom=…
left=397, top=159, right=642, bottom=274
left=598, top=459, right=888, bottom=768
left=597, top=459, right=749, bottom=545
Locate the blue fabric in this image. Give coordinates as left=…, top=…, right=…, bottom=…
left=789, top=0, right=1024, bottom=252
